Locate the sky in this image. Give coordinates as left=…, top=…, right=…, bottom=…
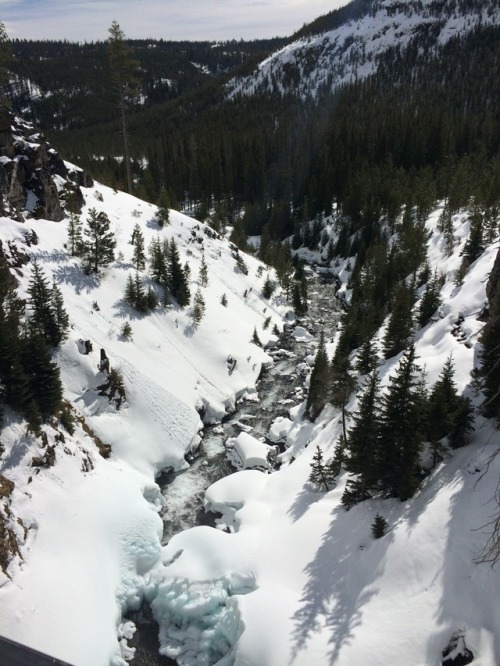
left=1, top=0, right=350, bottom=42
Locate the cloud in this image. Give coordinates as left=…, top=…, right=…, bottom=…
left=2, top=0, right=348, bottom=41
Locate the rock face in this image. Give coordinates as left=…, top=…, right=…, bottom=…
left=0, top=107, right=93, bottom=222
left=486, top=247, right=500, bottom=310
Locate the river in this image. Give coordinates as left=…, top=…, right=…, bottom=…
left=127, top=270, right=342, bottom=664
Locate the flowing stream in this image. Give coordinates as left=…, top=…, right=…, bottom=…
left=127, top=270, right=342, bottom=664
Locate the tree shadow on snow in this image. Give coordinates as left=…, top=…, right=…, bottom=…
left=290, top=504, right=393, bottom=665
left=53, top=263, right=100, bottom=294
left=288, top=484, right=325, bottom=522
left=421, top=436, right=500, bottom=665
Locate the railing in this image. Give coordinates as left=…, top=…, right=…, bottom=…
left=0, top=635, right=73, bottom=665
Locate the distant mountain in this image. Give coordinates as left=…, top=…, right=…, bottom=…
left=8, top=37, right=286, bottom=132
left=228, top=0, right=500, bottom=99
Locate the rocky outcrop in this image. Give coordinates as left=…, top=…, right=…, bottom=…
left=0, top=107, right=93, bottom=222
left=485, top=247, right=500, bottom=310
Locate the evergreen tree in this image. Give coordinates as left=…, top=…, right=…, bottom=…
left=67, top=213, right=83, bottom=256
left=344, top=371, right=382, bottom=501
left=418, top=271, right=442, bottom=328
left=220, top=293, right=228, bottom=307
left=146, top=286, right=158, bottom=310
left=199, top=254, right=209, bottom=287
left=461, top=206, right=485, bottom=266
left=120, top=321, right=133, bottom=339
left=427, top=356, right=459, bottom=445
left=27, top=263, right=68, bottom=347
left=149, top=235, right=169, bottom=304
left=168, top=239, right=190, bottom=306
left=108, top=21, right=139, bottom=193
left=355, top=337, right=378, bottom=375
left=448, top=396, right=474, bottom=449
left=330, top=350, right=355, bottom=441
left=309, top=446, right=334, bottom=492
left=0, top=21, right=12, bottom=86
left=262, top=275, right=275, bottom=299
left=131, top=223, right=146, bottom=271
left=292, top=282, right=305, bottom=315
left=50, top=281, right=69, bottom=344
left=252, top=327, right=262, bottom=347
left=83, top=208, right=116, bottom=273
left=28, top=261, right=57, bottom=345
left=383, top=282, right=415, bottom=358
left=306, top=332, right=330, bottom=421
left=371, top=514, right=388, bottom=539
left=22, top=332, right=63, bottom=419
left=156, top=190, right=170, bottom=228
left=192, top=287, right=206, bottom=325
left=379, top=344, right=424, bottom=501
left=124, top=271, right=149, bottom=312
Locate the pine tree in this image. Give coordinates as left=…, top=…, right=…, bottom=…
left=252, top=327, right=262, bottom=347
left=309, top=446, right=334, bottom=491
left=149, top=235, right=169, bottom=304
left=383, top=282, right=415, bottom=358
left=22, top=332, right=63, bottom=419
left=27, top=263, right=68, bottom=347
left=0, top=21, right=13, bottom=98
left=120, top=321, right=133, bottom=339
left=448, top=396, right=474, bottom=449
left=108, top=21, right=139, bottom=193
left=168, top=240, right=190, bottom=307
left=131, top=223, right=146, bottom=271
left=67, top=213, right=83, bottom=256
left=418, top=271, right=442, bottom=328
left=344, top=371, right=382, bottom=499
left=199, top=254, right=209, bottom=287
left=50, top=281, right=69, bottom=344
left=379, top=344, right=424, bottom=501
left=330, top=351, right=355, bottom=441
left=124, top=271, right=147, bottom=312
left=192, top=288, right=206, bottom=325
left=355, top=337, right=378, bottom=375
left=292, top=282, right=305, bottom=315
left=83, top=208, right=116, bottom=273
left=262, top=273, right=276, bottom=300
left=306, top=332, right=330, bottom=420
left=461, top=206, right=485, bottom=266
left=221, top=293, right=228, bottom=307
left=427, top=356, right=459, bottom=445
left=371, top=514, right=388, bottom=539
left=156, top=190, right=170, bottom=228
left=28, top=261, right=57, bottom=345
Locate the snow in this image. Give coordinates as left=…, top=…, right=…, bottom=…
left=0, top=159, right=287, bottom=664
left=149, top=212, right=500, bottom=666
left=1, top=118, right=499, bottom=666
left=225, top=431, right=271, bottom=471
left=228, top=0, right=499, bottom=100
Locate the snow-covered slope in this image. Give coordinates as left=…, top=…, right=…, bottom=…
left=0, top=117, right=287, bottom=665
left=151, top=205, right=500, bottom=666
left=228, top=0, right=500, bottom=99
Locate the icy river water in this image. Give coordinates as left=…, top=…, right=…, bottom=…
left=127, top=271, right=342, bottom=665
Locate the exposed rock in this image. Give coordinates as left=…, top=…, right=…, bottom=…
left=0, top=106, right=92, bottom=221
left=485, top=248, right=500, bottom=309
left=0, top=475, right=14, bottom=498
left=442, top=630, right=474, bottom=666
left=31, top=444, right=56, bottom=469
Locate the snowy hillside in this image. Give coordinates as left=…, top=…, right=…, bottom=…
left=148, top=205, right=500, bottom=666
left=0, top=111, right=499, bottom=666
left=227, top=0, right=500, bottom=99
left=0, top=115, right=287, bottom=665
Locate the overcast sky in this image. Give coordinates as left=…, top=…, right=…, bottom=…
left=1, top=0, right=350, bottom=42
